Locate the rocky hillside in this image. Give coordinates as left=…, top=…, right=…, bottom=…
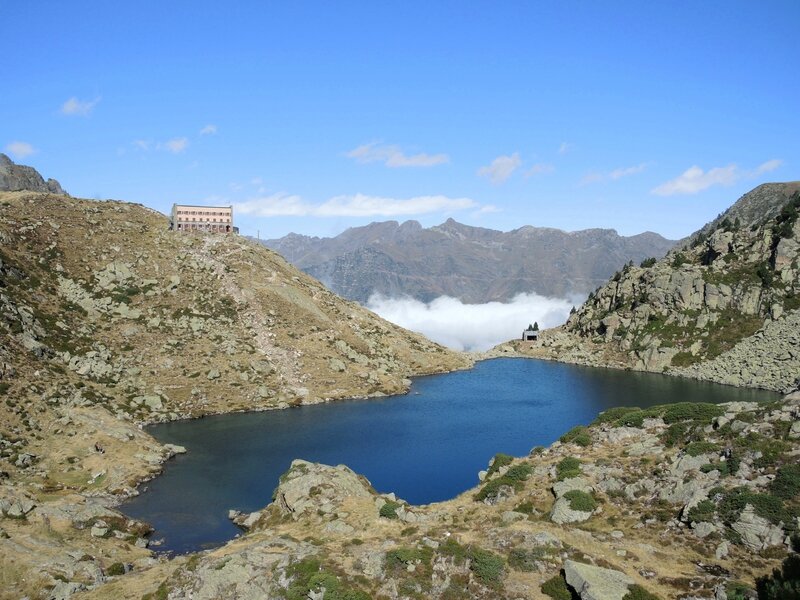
left=0, top=190, right=470, bottom=598
left=263, top=219, right=676, bottom=303
left=83, top=392, right=800, bottom=600
left=509, top=182, right=800, bottom=393
left=0, top=153, right=66, bottom=194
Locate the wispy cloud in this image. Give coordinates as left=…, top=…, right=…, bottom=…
left=163, top=137, right=189, bottom=153
left=755, top=158, right=783, bottom=174
left=558, top=142, right=573, bottom=155
left=200, top=124, right=218, bottom=135
left=346, top=142, right=449, bottom=168
left=60, top=96, right=101, bottom=116
left=524, top=163, right=555, bottom=178
left=4, top=141, right=36, bottom=158
left=234, top=193, right=478, bottom=217
left=132, top=137, right=189, bottom=154
left=367, top=292, right=575, bottom=351
left=651, top=159, right=783, bottom=196
left=477, top=152, right=522, bottom=184
left=581, top=162, right=649, bottom=185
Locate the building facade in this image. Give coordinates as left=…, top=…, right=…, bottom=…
left=170, top=204, right=234, bottom=233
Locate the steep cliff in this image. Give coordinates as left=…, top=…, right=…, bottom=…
left=509, top=182, right=800, bottom=392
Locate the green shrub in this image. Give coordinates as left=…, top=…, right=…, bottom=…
left=379, top=500, right=401, bottom=519
left=486, top=453, right=514, bottom=477
left=106, top=562, right=126, bottom=576
left=623, top=584, right=662, bottom=600
left=685, top=441, right=719, bottom=457
left=541, top=574, right=572, bottom=600
left=385, top=547, right=432, bottom=571
left=755, top=535, right=800, bottom=599
left=661, top=403, right=724, bottom=424
left=560, top=425, right=592, bottom=447
left=671, top=351, right=700, bottom=367
left=564, top=490, right=597, bottom=512
left=770, top=464, right=800, bottom=500
left=717, top=487, right=791, bottom=527
left=592, top=406, right=640, bottom=426
left=468, top=547, right=504, bottom=586
left=556, top=457, right=582, bottom=481
left=438, top=538, right=468, bottom=564
left=661, top=422, right=689, bottom=447
left=687, top=499, right=716, bottom=523
left=474, top=463, right=532, bottom=501
left=640, top=257, right=657, bottom=268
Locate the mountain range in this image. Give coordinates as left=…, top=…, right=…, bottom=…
left=263, top=220, right=676, bottom=303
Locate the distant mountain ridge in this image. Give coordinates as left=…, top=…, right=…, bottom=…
left=263, top=219, right=676, bottom=303
left=0, top=153, right=66, bottom=194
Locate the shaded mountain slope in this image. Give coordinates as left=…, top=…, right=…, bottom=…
left=263, top=219, right=676, bottom=303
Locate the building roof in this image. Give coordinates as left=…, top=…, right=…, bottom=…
left=172, top=203, right=232, bottom=209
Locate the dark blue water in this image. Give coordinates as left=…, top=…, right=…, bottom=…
left=122, top=358, right=777, bottom=554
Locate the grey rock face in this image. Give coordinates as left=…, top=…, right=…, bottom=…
left=732, top=504, right=786, bottom=550
left=563, top=559, right=634, bottom=600
left=263, top=219, right=675, bottom=303
left=0, top=153, right=66, bottom=194
left=550, top=496, right=593, bottom=524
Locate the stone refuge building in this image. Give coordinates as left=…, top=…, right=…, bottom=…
left=170, top=204, right=234, bottom=233
left=522, top=323, right=539, bottom=341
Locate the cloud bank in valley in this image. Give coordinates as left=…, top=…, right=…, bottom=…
left=366, top=292, right=577, bottom=352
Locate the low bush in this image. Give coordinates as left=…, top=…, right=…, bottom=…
left=685, top=441, right=719, bottom=457
left=486, top=453, right=514, bottom=477
left=474, top=463, right=532, bottom=502
left=770, top=464, right=800, bottom=500
left=564, top=490, right=597, bottom=512
left=661, top=402, right=724, bottom=425
left=468, top=547, right=504, bottom=586
left=623, top=584, right=662, bottom=600
left=106, top=562, right=125, bottom=576
left=560, top=425, right=592, bottom=447
left=755, top=534, right=800, bottom=599
left=556, top=457, right=582, bottom=481
left=541, top=574, right=572, bottom=600
left=385, top=547, right=432, bottom=571
left=379, top=500, right=401, bottom=519
left=687, top=499, right=716, bottom=523
left=592, top=406, right=641, bottom=426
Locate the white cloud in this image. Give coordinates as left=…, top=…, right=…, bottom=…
left=366, top=292, right=575, bottom=351
left=609, top=163, right=648, bottom=180
left=558, top=142, right=573, bottom=155
left=163, top=137, right=189, bottom=153
left=60, top=96, right=100, bottom=116
left=200, top=124, right=218, bottom=135
left=524, top=163, right=555, bottom=178
left=477, top=153, right=522, bottom=184
left=581, top=163, right=649, bottom=185
left=652, top=164, right=739, bottom=196
left=4, top=141, right=36, bottom=158
left=234, top=193, right=478, bottom=218
left=755, top=159, right=783, bottom=174
left=346, top=142, right=449, bottom=168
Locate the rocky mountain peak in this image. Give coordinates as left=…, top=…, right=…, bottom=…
left=0, top=153, right=66, bottom=195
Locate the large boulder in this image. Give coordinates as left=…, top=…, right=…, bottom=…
left=550, top=496, right=593, bottom=524
left=272, top=460, right=374, bottom=520
left=732, top=504, right=786, bottom=551
left=564, top=559, right=634, bottom=600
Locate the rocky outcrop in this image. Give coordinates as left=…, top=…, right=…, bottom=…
left=0, top=153, right=66, bottom=194
left=511, top=182, right=800, bottom=392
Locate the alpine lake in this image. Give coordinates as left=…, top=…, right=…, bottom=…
left=122, top=358, right=779, bottom=554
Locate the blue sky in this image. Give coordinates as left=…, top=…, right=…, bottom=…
left=1, top=1, right=798, bottom=240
